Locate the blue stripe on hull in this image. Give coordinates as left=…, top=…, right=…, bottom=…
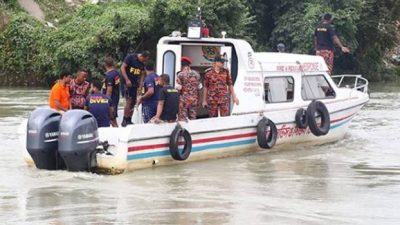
left=330, top=117, right=353, bottom=129
left=127, top=117, right=353, bottom=161
left=127, top=138, right=257, bottom=161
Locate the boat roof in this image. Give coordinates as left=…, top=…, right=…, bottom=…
left=158, top=36, right=328, bottom=73
left=158, top=36, right=252, bottom=47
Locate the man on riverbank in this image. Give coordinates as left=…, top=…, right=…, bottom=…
left=69, top=70, right=90, bottom=109
left=49, top=70, right=72, bottom=112
left=120, top=51, right=150, bottom=127
left=137, top=62, right=160, bottom=123
left=202, top=56, right=239, bottom=117
left=84, top=79, right=114, bottom=128
left=152, top=74, right=179, bottom=124
left=103, top=57, right=120, bottom=127
left=176, top=56, right=201, bottom=121
left=314, top=13, right=350, bottom=74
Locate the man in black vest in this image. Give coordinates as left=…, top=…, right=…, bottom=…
left=314, top=13, right=349, bottom=74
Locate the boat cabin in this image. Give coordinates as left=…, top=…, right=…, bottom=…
left=156, top=35, right=336, bottom=116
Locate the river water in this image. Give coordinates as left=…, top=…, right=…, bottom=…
left=0, top=86, right=399, bottom=224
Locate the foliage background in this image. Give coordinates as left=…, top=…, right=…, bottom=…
left=0, top=0, right=399, bottom=86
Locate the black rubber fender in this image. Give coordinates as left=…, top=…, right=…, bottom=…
left=169, top=126, right=192, bottom=160
left=257, top=117, right=278, bottom=149
left=295, top=108, right=308, bottom=129
left=306, top=100, right=330, bottom=136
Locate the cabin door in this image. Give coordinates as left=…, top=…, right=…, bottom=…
left=220, top=46, right=232, bottom=71
left=156, top=44, right=182, bottom=87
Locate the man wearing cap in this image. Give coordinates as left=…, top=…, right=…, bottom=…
left=202, top=56, right=239, bottom=117
left=314, top=13, right=349, bottom=74
left=176, top=56, right=201, bottom=120
left=120, top=50, right=150, bottom=127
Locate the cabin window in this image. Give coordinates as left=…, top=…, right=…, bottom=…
left=162, top=51, right=176, bottom=86
left=301, top=75, right=336, bottom=100
left=264, top=77, right=294, bottom=103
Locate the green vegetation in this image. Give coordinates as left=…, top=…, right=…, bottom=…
left=35, top=0, right=75, bottom=20
left=0, top=0, right=399, bottom=86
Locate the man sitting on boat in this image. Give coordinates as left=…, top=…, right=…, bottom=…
left=84, top=79, right=114, bottom=128
left=49, top=70, right=72, bottom=112
left=176, top=56, right=201, bottom=121
left=152, top=74, right=179, bottom=124
left=202, top=56, right=239, bottom=117
left=137, top=62, right=161, bottom=123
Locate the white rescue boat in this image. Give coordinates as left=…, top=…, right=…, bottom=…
left=21, top=35, right=369, bottom=174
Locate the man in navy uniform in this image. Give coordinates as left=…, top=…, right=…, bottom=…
left=152, top=74, right=179, bottom=123
left=103, top=57, right=120, bottom=127
left=137, top=62, right=161, bottom=123
left=84, top=79, right=114, bottom=128
left=120, top=50, right=150, bottom=126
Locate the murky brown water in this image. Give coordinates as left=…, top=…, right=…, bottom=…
left=1, top=85, right=400, bottom=224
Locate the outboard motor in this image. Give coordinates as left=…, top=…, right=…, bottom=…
left=26, top=108, right=64, bottom=170
left=58, top=110, right=99, bottom=172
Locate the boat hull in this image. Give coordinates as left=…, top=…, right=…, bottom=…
left=20, top=94, right=367, bottom=174
left=95, top=97, right=366, bottom=174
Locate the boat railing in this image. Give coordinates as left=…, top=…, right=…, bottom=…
left=331, top=74, right=369, bottom=94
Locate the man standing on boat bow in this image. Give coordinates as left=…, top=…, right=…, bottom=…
left=314, top=13, right=349, bottom=74
left=203, top=56, right=239, bottom=117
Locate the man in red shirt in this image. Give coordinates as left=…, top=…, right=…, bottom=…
left=202, top=56, right=239, bottom=117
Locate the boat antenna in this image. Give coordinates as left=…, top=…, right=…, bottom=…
left=196, top=6, right=202, bottom=21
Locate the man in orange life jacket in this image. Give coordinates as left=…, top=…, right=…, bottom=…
left=314, top=13, right=349, bottom=74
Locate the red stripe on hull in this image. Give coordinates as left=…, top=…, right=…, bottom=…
left=128, top=113, right=354, bottom=153
left=331, top=113, right=355, bottom=123
left=128, top=132, right=257, bottom=152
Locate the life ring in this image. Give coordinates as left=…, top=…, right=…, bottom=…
left=257, top=117, right=278, bottom=149
left=169, top=126, right=192, bottom=160
left=306, top=101, right=330, bottom=136
left=295, top=108, right=308, bottom=129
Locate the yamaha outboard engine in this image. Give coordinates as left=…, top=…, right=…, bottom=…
left=58, top=110, right=99, bottom=172
left=26, top=108, right=64, bottom=170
